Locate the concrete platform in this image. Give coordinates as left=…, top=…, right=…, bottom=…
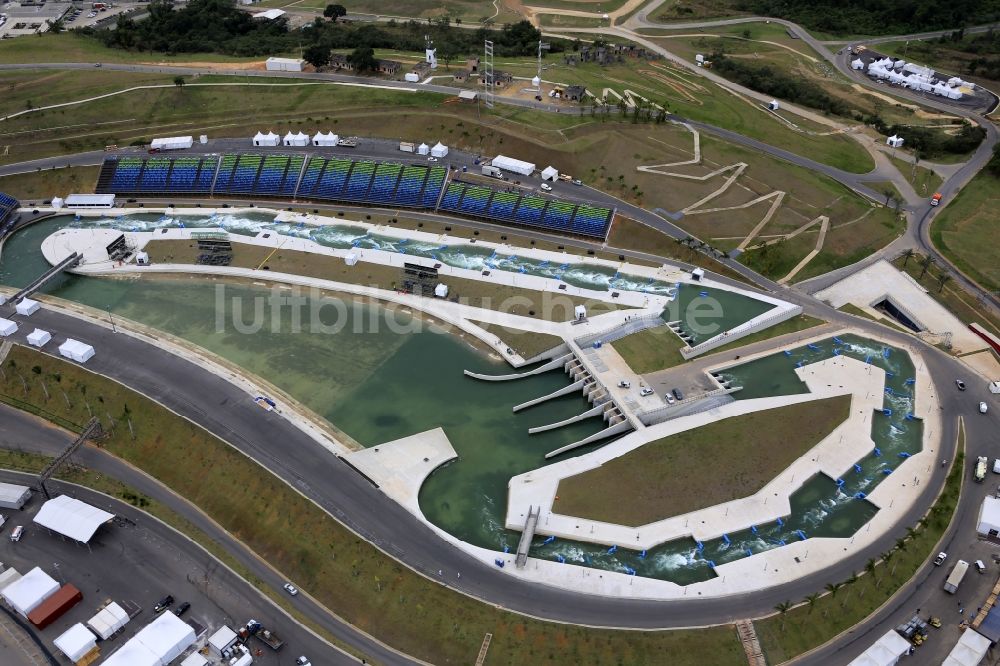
left=814, top=259, right=987, bottom=354
left=343, top=428, right=457, bottom=514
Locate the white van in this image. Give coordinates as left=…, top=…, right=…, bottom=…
left=10, top=526, right=23, bottom=542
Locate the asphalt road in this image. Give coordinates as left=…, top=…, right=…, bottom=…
left=0, top=405, right=371, bottom=665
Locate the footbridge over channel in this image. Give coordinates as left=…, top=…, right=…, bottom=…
left=7, top=252, right=81, bottom=304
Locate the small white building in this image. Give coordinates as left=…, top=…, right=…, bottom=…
left=978, top=495, right=1000, bottom=539
left=574, top=304, right=587, bottom=320
left=252, top=131, right=280, bottom=147
left=767, top=100, right=780, bottom=111
left=65, top=194, right=115, bottom=209
left=15, top=298, right=40, bottom=316
left=430, top=142, right=449, bottom=158
left=404, top=72, right=420, bottom=82
left=490, top=155, right=535, bottom=176
left=53, top=624, right=98, bottom=663
left=312, top=131, right=339, bottom=146
left=417, top=143, right=430, bottom=155
left=851, top=58, right=865, bottom=70
left=58, top=339, right=95, bottom=364
left=51, top=196, right=64, bottom=209
left=208, top=626, right=239, bottom=658
left=691, top=267, right=705, bottom=281
left=150, top=136, right=193, bottom=151
left=86, top=601, right=130, bottom=640
left=0, top=482, right=31, bottom=510
left=265, top=57, right=303, bottom=72
left=252, top=8, right=285, bottom=20
left=2, top=567, right=59, bottom=617
left=0, top=318, right=17, bottom=337
left=136, top=251, right=150, bottom=266
left=886, top=135, right=904, bottom=148
left=344, top=252, right=359, bottom=266
left=26, top=328, right=51, bottom=348
left=540, top=166, right=559, bottom=182
left=283, top=131, right=309, bottom=147
left=434, top=283, right=449, bottom=298
left=695, top=54, right=705, bottom=64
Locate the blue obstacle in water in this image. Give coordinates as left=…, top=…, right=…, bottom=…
left=503, top=545, right=510, bottom=553
left=885, top=387, right=894, bottom=395
left=883, top=348, right=891, bottom=358
left=556, top=554, right=566, bottom=563
left=796, top=361, right=804, bottom=367
left=699, top=291, right=708, bottom=297
left=874, top=447, right=882, bottom=457
left=751, top=525, right=758, bottom=534
left=854, top=463, right=863, bottom=473
left=796, top=530, right=807, bottom=541
left=722, top=534, right=731, bottom=545
left=836, top=478, right=845, bottom=487
left=779, top=539, right=787, bottom=546
left=495, top=559, right=505, bottom=568
left=607, top=545, right=618, bottom=555
left=584, top=555, right=592, bottom=565
left=906, top=413, right=915, bottom=420
left=784, top=350, right=792, bottom=356
left=899, top=452, right=911, bottom=458
left=886, top=371, right=895, bottom=378
left=639, top=550, right=647, bottom=559
left=883, top=408, right=892, bottom=416
left=833, top=349, right=841, bottom=356
left=746, top=549, right=753, bottom=557
left=707, top=560, right=717, bottom=568
left=542, top=535, right=555, bottom=545
left=833, top=336, right=844, bottom=344
left=906, top=377, right=916, bottom=384
left=777, top=517, right=784, bottom=527
left=807, top=343, right=819, bottom=351
left=855, top=492, right=867, bottom=499
left=624, top=566, right=636, bottom=575
left=882, top=468, right=893, bottom=475
left=865, top=355, right=872, bottom=364
left=696, top=541, right=705, bottom=551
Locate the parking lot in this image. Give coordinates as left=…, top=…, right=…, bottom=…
left=0, top=472, right=331, bottom=665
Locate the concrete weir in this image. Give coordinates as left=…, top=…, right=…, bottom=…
left=516, top=506, right=540, bottom=569
left=463, top=353, right=574, bottom=381
left=528, top=403, right=606, bottom=434
left=512, top=379, right=586, bottom=412
left=544, top=421, right=633, bottom=459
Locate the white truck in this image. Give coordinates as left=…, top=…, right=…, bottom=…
left=944, top=559, right=969, bottom=594
left=399, top=142, right=415, bottom=153
left=976, top=456, right=989, bottom=483
left=481, top=165, right=504, bottom=179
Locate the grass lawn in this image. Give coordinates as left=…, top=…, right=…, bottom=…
left=704, top=314, right=826, bottom=356
left=606, top=216, right=751, bottom=284
left=930, top=170, right=1000, bottom=296
left=611, top=326, right=688, bottom=373
left=0, top=345, right=745, bottom=665
left=888, top=155, right=943, bottom=199
left=892, top=253, right=1000, bottom=338
left=471, top=321, right=566, bottom=359
left=756, top=422, right=966, bottom=663
left=143, top=239, right=626, bottom=322
left=556, top=395, right=851, bottom=526
left=0, top=166, right=100, bottom=201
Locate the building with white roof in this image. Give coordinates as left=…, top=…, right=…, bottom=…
left=33, top=495, right=114, bottom=543
left=2, top=567, right=59, bottom=617
left=53, top=623, right=98, bottom=663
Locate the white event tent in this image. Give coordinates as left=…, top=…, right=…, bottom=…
left=33, top=495, right=114, bottom=543
left=0, top=317, right=17, bottom=337
left=53, top=623, right=98, bottom=663
left=252, top=131, right=280, bottom=147
left=847, top=629, right=910, bottom=665
left=417, top=143, right=430, bottom=155
left=283, top=131, right=309, bottom=147
left=87, top=601, right=130, bottom=640
left=430, top=142, right=449, bottom=158
left=491, top=155, right=535, bottom=176
left=942, top=629, right=991, bottom=666
left=312, top=131, right=339, bottom=146
left=58, top=339, right=95, bottom=364
left=2, top=567, right=59, bottom=617
left=103, top=612, right=195, bottom=666
left=26, top=328, right=52, bottom=347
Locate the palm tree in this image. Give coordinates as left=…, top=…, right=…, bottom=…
left=774, top=600, right=793, bottom=630
left=902, top=248, right=915, bottom=266
left=841, top=573, right=859, bottom=607
left=824, top=581, right=843, bottom=598
left=804, top=592, right=821, bottom=613
left=919, top=255, right=936, bottom=280
left=883, top=189, right=893, bottom=206
left=938, top=273, right=952, bottom=293
left=881, top=549, right=895, bottom=580
left=864, top=558, right=878, bottom=594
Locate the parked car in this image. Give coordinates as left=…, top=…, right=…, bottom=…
left=993, top=459, right=1000, bottom=474
left=976, top=560, right=987, bottom=574
left=617, top=379, right=631, bottom=389
left=665, top=393, right=675, bottom=405
left=934, top=552, right=948, bottom=566
left=9, top=526, right=23, bottom=542
left=572, top=179, right=582, bottom=186
left=295, top=657, right=312, bottom=666
left=540, top=183, right=553, bottom=192
left=639, top=387, right=653, bottom=397
left=672, top=388, right=684, bottom=401
left=283, top=582, right=299, bottom=596
left=956, top=379, right=966, bottom=391
left=980, top=402, right=989, bottom=414
left=173, top=602, right=190, bottom=616
left=153, top=595, right=174, bottom=613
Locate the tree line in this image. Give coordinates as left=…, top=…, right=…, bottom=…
left=709, top=52, right=851, bottom=116
left=85, top=0, right=557, bottom=59
left=735, top=0, right=1000, bottom=36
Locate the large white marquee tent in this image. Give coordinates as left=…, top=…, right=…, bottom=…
left=33, top=495, right=114, bottom=543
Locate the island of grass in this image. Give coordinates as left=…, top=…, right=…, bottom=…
left=142, top=238, right=626, bottom=322
left=0, top=345, right=747, bottom=666
left=556, top=395, right=851, bottom=526
left=470, top=321, right=566, bottom=360
left=611, top=327, right=688, bottom=374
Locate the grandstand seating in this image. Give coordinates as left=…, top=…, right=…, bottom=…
left=0, top=192, right=19, bottom=237
left=93, top=153, right=612, bottom=238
